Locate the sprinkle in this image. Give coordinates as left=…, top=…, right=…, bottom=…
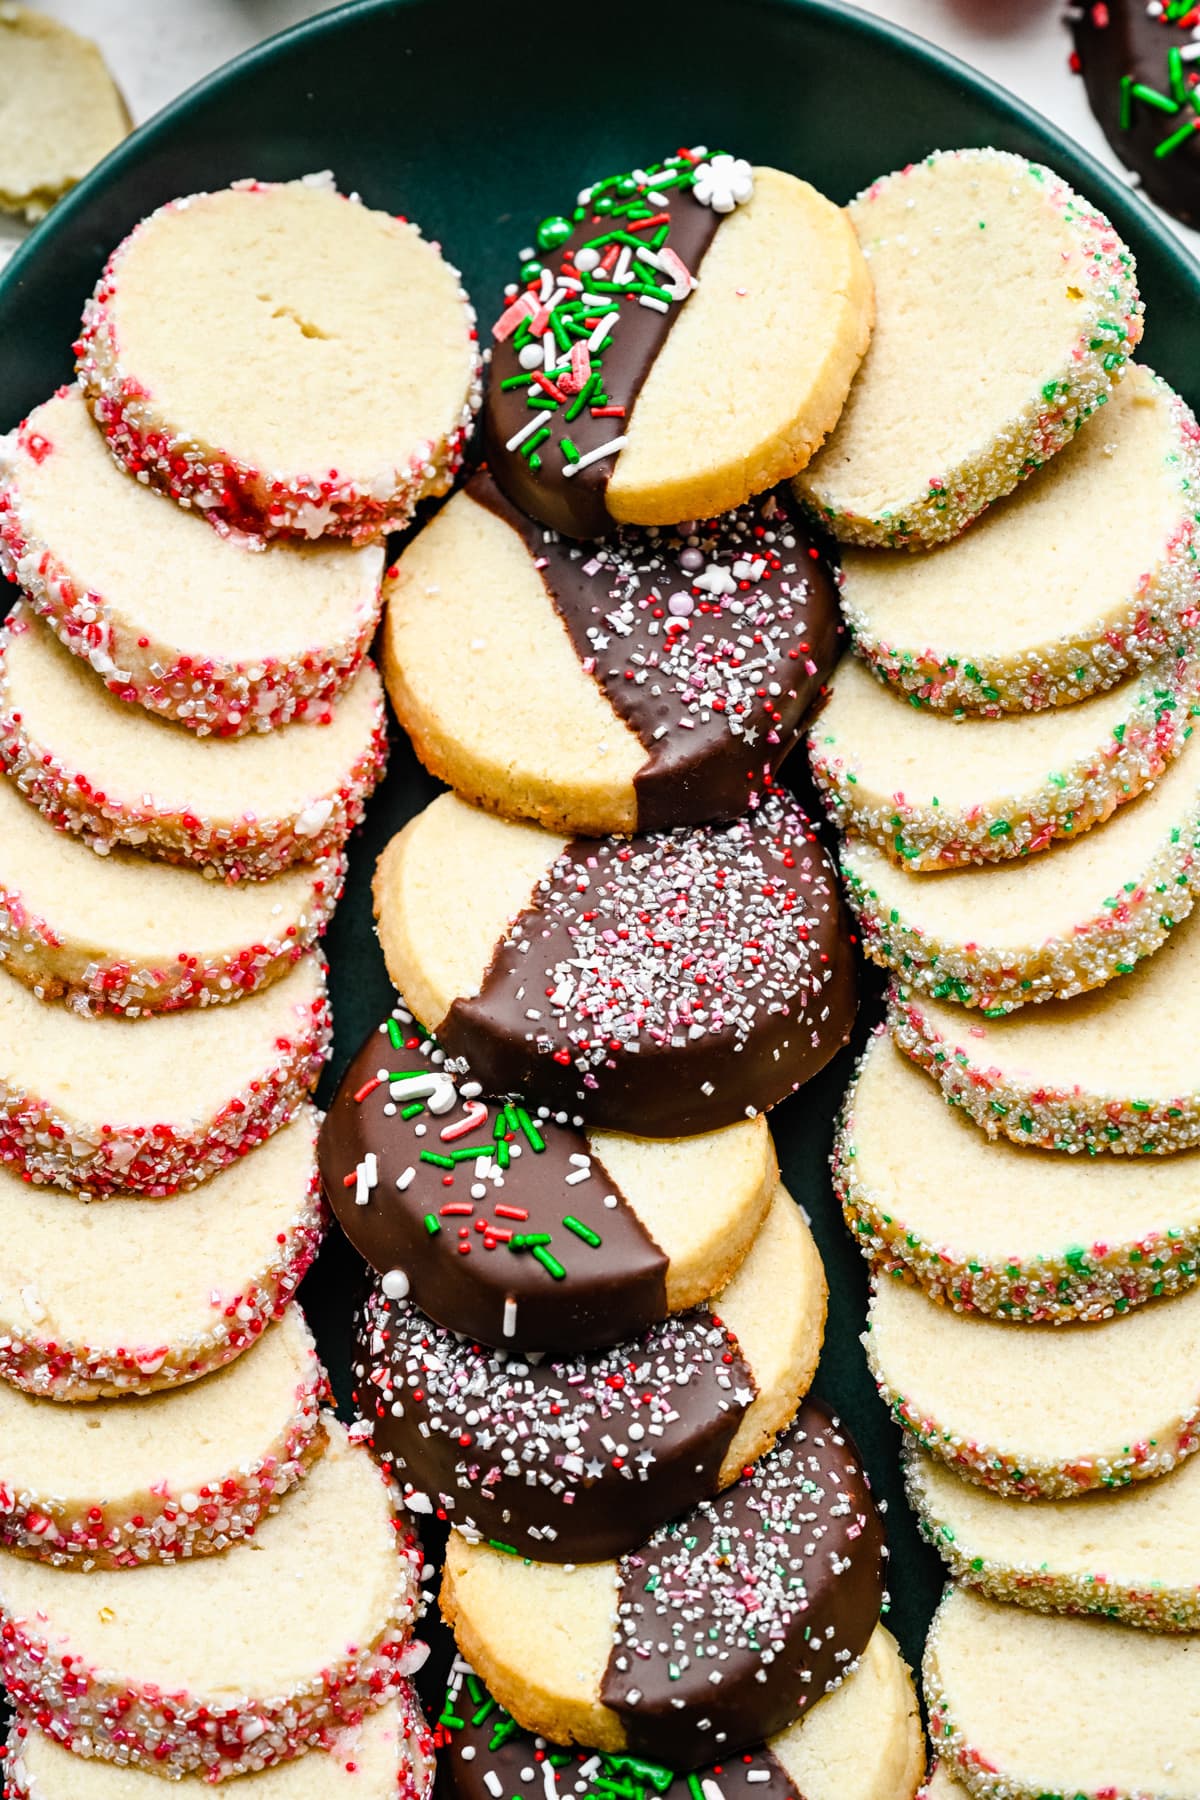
left=563, top=1216, right=602, bottom=1246
left=562, top=435, right=629, bottom=476
left=532, top=1245, right=567, bottom=1279
left=503, top=1297, right=518, bottom=1338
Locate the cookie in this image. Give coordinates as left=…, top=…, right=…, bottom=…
left=439, top=1398, right=884, bottom=1768
left=809, top=648, right=1199, bottom=871
left=0, top=1303, right=324, bottom=1567
left=483, top=150, right=871, bottom=539
left=835, top=1030, right=1200, bottom=1323
left=0, top=1107, right=323, bottom=1399
left=907, top=1440, right=1200, bottom=1632
left=76, top=175, right=481, bottom=544
left=373, top=790, right=855, bottom=1138
left=865, top=1272, right=1200, bottom=1497
left=0, top=604, right=387, bottom=879
left=1070, top=0, right=1200, bottom=229
left=920, top=1771, right=959, bottom=1800
left=0, top=768, right=341, bottom=1016
left=354, top=1181, right=827, bottom=1562
left=320, top=1002, right=777, bottom=1352
left=796, top=148, right=1143, bottom=548
left=382, top=473, right=840, bottom=835
left=0, top=1414, right=421, bottom=1780
left=0, top=6, right=128, bottom=221
left=0, top=385, right=386, bottom=735
left=837, top=366, right=1200, bottom=714
left=924, top=1586, right=1200, bottom=1800
left=436, top=1626, right=924, bottom=1800
left=0, top=949, right=328, bottom=1194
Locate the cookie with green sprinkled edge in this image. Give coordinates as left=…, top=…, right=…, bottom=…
left=809, top=649, right=1200, bottom=872
left=865, top=1272, right=1200, bottom=1498
left=835, top=1030, right=1200, bottom=1324
left=907, top=1440, right=1200, bottom=1633
left=796, top=148, right=1143, bottom=550
left=835, top=366, right=1200, bottom=714
left=924, top=1587, right=1200, bottom=1800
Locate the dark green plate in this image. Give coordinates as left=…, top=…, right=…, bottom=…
left=1, top=0, right=1197, bottom=1692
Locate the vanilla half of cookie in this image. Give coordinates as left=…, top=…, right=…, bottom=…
left=0, top=7, right=128, bottom=220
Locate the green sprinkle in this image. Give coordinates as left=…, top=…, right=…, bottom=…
left=386, top=1018, right=404, bottom=1049
left=564, top=1215, right=602, bottom=1247
left=561, top=436, right=581, bottom=465
left=1157, top=116, right=1199, bottom=158
left=424, top=1214, right=440, bottom=1236
left=420, top=1151, right=456, bottom=1169
left=521, top=426, right=551, bottom=459
left=516, top=1106, right=545, bottom=1152
left=533, top=1245, right=567, bottom=1279
left=400, top=1102, right=424, bottom=1120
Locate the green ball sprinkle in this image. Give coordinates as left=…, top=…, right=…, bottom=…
left=536, top=214, right=573, bottom=252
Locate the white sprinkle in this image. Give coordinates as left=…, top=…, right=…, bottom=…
left=503, top=1297, right=518, bottom=1338
left=505, top=414, right=550, bottom=453
left=396, top=1166, right=416, bottom=1191
left=563, top=436, right=628, bottom=476
left=382, top=1268, right=410, bottom=1300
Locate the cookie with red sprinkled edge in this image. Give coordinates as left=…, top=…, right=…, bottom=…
left=483, top=150, right=872, bottom=540
left=383, top=473, right=841, bottom=835
left=0, top=386, right=385, bottom=736
left=371, top=790, right=855, bottom=1139
left=809, top=648, right=1200, bottom=872
left=0, top=1415, right=422, bottom=1780
left=354, top=1182, right=827, bottom=1562
left=796, top=148, right=1143, bottom=549
left=0, top=7, right=128, bottom=222
left=0, top=949, right=328, bottom=1195
left=865, top=1271, right=1200, bottom=1498
left=0, top=1303, right=325, bottom=1568
left=75, top=175, right=481, bottom=545
left=0, top=604, right=387, bottom=879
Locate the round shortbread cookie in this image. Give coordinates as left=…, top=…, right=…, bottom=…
left=0, top=7, right=128, bottom=221
left=0, top=1303, right=324, bottom=1567
left=0, top=604, right=387, bottom=878
left=837, top=367, right=1200, bottom=714
left=0, top=768, right=341, bottom=1016
left=0, top=386, right=386, bottom=735
left=372, top=790, right=855, bottom=1138
left=436, top=1627, right=924, bottom=1800
left=483, top=150, right=871, bottom=539
left=439, top=1398, right=884, bottom=1768
left=809, top=648, right=1199, bottom=871
left=383, top=472, right=841, bottom=835
left=320, top=1002, right=777, bottom=1353
left=865, top=1272, right=1200, bottom=1498
left=0, top=1108, right=323, bottom=1399
left=354, top=1183, right=827, bottom=1562
left=835, top=1030, right=1200, bottom=1323
left=924, top=1587, right=1200, bottom=1800
left=76, top=176, right=481, bottom=544
left=0, top=1415, right=422, bottom=1780
left=907, top=1441, right=1200, bottom=1632
left=0, top=949, right=328, bottom=1194
left=796, top=148, right=1143, bottom=549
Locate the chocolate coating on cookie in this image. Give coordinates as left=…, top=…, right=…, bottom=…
left=437, top=791, right=856, bottom=1138
left=1070, top=2, right=1200, bottom=227
left=601, top=1399, right=885, bottom=1767
left=471, top=473, right=841, bottom=831
left=320, top=1007, right=668, bottom=1353
left=353, top=1281, right=756, bottom=1562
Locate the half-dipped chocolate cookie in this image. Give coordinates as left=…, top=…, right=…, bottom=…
left=320, top=1002, right=777, bottom=1352
left=1070, top=2, right=1200, bottom=229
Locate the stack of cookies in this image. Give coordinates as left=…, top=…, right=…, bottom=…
left=805, top=150, right=1200, bottom=1798
left=0, top=174, right=482, bottom=1795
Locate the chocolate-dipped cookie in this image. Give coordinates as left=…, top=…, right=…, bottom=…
left=353, top=1183, right=827, bottom=1562
left=320, top=1003, right=777, bottom=1353
left=1070, top=2, right=1200, bottom=228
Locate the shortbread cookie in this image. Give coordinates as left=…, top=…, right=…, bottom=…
left=0, top=950, right=328, bottom=1194
left=866, top=1273, right=1200, bottom=1497
left=0, top=605, right=387, bottom=878
left=76, top=176, right=481, bottom=544
left=440, top=1399, right=884, bottom=1767
left=320, top=1003, right=776, bottom=1352
left=796, top=148, right=1143, bottom=548
left=0, top=1304, right=324, bottom=1567
left=355, top=1182, right=826, bottom=1561
left=0, top=769, right=341, bottom=1015
left=809, top=649, right=1198, bottom=870
left=1071, top=0, right=1200, bottom=229
left=836, top=1030, right=1200, bottom=1322
left=373, top=790, right=855, bottom=1137
left=383, top=473, right=840, bottom=834
left=907, top=1441, right=1200, bottom=1632
left=0, top=1415, right=421, bottom=1780
left=438, top=1627, right=924, bottom=1800
left=838, top=368, right=1200, bottom=714
left=0, top=1108, right=323, bottom=1399
left=0, top=7, right=128, bottom=221
left=921, top=1768, right=960, bottom=1799
left=483, top=150, right=871, bottom=538
left=0, top=385, right=385, bottom=734
left=925, top=1587, right=1200, bottom=1800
